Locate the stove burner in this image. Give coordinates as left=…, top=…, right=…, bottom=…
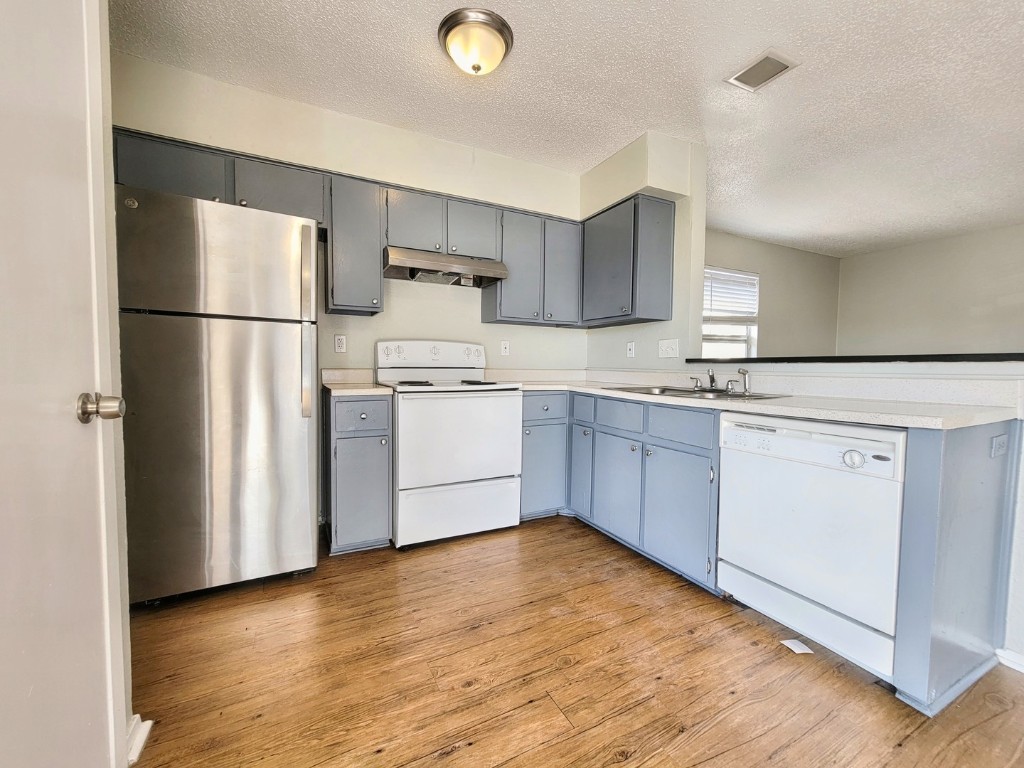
left=396, top=380, right=433, bottom=386
left=461, top=380, right=496, bottom=386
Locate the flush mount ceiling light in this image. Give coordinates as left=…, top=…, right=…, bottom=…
left=438, top=8, right=514, bottom=76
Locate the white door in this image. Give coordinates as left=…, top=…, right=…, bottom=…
left=1, top=2, right=132, bottom=767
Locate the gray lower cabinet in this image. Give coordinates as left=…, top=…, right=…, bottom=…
left=446, top=199, right=500, bottom=260
left=592, top=431, right=643, bottom=546
left=115, top=133, right=228, bottom=202
left=521, top=423, right=568, bottom=518
left=582, top=195, right=673, bottom=326
left=641, top=445, right=713, bottom=585
left=326, top=394, right=392, bottom=554
left=568, top=424, right=594, bottom=518
left=234, top=158, right=327, bottom=222
left=328, top=175, right=383, bottom=314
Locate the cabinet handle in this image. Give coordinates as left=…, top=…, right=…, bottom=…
left=381, top=438, right=388, bottom=446
left=524, top=429, right=531, bottom=436
left=450, top=245, right=458, bottom=252
left=372, top=298, right=379, bottom=305
left=239, top=199, right=248, bottom=207
left=212, top=196, right=221, bottom=202
left=645, top=449, right=653, bottom=457
left=546, top=313, right=553, bottom=319
left=360, top=413, right=368, bottom=420
left=582, top=429, right=590, bottom=436
left=630, top=444, right=638, bottom=452
left=542, top=405, right=549, bottom=411
left=434, top=243, right=441, bottom=250
left=621, top=307, right=629, bottom=314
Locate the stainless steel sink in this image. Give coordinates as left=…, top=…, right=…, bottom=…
left=609, top=386, right=785, bottom=400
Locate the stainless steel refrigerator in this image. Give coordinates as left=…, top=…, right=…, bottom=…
left=116, top=185, right=318, bottom=602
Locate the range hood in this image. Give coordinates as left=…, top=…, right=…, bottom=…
left=383, top=246, right=508, bottom=288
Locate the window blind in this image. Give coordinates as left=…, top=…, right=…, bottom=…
left=703, top=267, right=759, bottom=322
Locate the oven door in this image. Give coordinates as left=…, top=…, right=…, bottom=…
left=396, top=391, right=523, bottom=489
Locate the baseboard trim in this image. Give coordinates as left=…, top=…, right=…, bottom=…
left=126, top=713, right=153, bottom=766
left=997, top=648, right=1024, bottom=674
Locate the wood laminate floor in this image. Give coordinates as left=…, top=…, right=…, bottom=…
left=131, top=517, right=1024, bottom=767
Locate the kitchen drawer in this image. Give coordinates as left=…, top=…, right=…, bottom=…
left=572, top=394, right=595, bottom=423
left=523, top=393, right=568, bottom=421
left=647, top=405, right=715, bottom=450
left=595, top=398, right=644, bottom=434
left=333, top=398, right=390, bottom=433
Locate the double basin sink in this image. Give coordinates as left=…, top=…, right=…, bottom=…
left=610, top=386, right=785, bottom=401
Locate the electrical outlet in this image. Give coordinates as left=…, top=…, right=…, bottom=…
left=500, top=340, right=511, bottom=356
left=658, top=338, right=680, bottom=358
left=334, top=334, right=347, bottom=354
left=626, top=341, right=636, bottom=358
left=991, top=434, right=1008, bottom=458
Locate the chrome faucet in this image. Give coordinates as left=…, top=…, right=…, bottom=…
left=707, top=368, right=718, bottom=390
left=738, top=368, right=751, bottom=395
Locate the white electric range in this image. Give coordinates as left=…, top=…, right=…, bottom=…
left=375, top=341, right=523, bottom=547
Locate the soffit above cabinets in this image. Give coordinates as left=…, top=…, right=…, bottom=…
left=110, top=0, right=1024, bottom=256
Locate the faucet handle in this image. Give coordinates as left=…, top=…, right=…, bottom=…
left=689, top=376, right=703, bottom=391
left=725, top=380, right=740, bottom=394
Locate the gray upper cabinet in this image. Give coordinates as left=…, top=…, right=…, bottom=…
left=234, top=158, right=326, bottom=223
left=642, top=445, right=713, bottom=585
left=481, top=215, right=581, bottom=326
left=543, top=220, right=582, bottom=323
left=446, top=199, right=500, bottom=260
left=582, top=195, right=674, bottom=326
left=592, top=431, right=643, bottom=547
left=329, top=175, right=383, bottom=314
left=115, top=133, right=228, bottom=202
left=384, top=188, right=445, bottom=253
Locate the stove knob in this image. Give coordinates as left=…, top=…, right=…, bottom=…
left=395, top=345, right=404, bottom=356
left=383, top=345, right=392, bottom=357
left=474, top=349, right=482, bottom=357
left=430, top=345, right=440, bottom=357
left=464, top=347, right=472, bottom=357
left=842, top=450, right=866, bottom=469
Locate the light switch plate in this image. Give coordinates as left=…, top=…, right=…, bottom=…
left=658, top=338, right=680, bottom=358
left=626, top=341, right=636, bottom=358
left=334, top=334, right=347, bottom=354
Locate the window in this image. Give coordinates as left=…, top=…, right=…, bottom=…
left=702, top=267, right=759, bottom=358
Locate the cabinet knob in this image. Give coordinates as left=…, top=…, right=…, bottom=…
left=360, top=413, right=368, bottom=420
left=372, top=298, right=379, bottom=305
left=582, top=429, right=591, bottom=436
left=524, top=429, right=531, bottom=436
left=630, top=444, right=638, bottom=452
left=542, top=405, right=549, bottom=411
left=212, top=196, right=221, bottom=202
left=621, top=307, right=629, bottom=314
left=546, top=313, right=553, bottom=319
left=645, top=449, right=653, bottom=457
left=239, top=199, right=248, bottom=207
left=533, top=312, right=539, bottom=317
left=380, top=438, right=388, bottom=446
left=450, top=245, right=458, bottom=253
left=434, top=243, right=441, bottom=250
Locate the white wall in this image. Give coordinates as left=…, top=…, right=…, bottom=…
left=838, top=223, right=1024, bottom=355
left=705, top=230, right=840, bottom=357
left=111, top=53, right=587, bottom=371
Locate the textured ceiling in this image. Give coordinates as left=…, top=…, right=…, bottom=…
left=109, top=0, right=1024, bottom=256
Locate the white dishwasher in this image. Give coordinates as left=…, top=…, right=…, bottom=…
left=718, top=412, right=907, bottom=680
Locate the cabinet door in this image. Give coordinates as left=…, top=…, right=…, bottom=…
left=498, top=211, right=543, bottom=320
left=234, top=158, right=326, bottom=222
left=333, top=435, right=391, bottom=549
left=330, top=175, right=383, bottom=312
left=446, top=199, right=500, bottom=260
left=521, top=423, right=567, bottom=518
left=642, top=445, right=711, bottom=584
left=115, top=134, right=228, bottom=202
left=592, top=431, right=642, bottom=546
left=543, top=220, right=581, bottom=323
left=569, top=424, right=594, bottom=518
left=582, top=198, right=636, bottom=322
left=385, top=189, right=444, bottom=252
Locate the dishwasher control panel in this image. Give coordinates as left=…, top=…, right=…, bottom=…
left=720, top=413, right=906, bottom=481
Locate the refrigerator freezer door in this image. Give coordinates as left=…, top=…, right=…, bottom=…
left=120, top=312, right=317, bottom=602
left=115, top=185, right=316, bottom=321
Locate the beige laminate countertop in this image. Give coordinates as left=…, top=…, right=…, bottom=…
left=515, top=382, right=1017, bottom=430
left=322, top=382, right=392, bottom=396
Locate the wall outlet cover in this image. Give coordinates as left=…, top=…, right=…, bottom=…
left=658, top=338, right=680, bottom=358
left=626, top=341, right=636, bottom=358
left=991, top=434, right=1008, bottom=458
left=334, top=334, right=347, bottom=354
left=500, top=340, right=511, bottom=356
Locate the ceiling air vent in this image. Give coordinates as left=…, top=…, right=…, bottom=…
left=726, top=48, right=799, bottom=92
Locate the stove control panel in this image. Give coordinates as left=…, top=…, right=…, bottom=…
left=376, top=340, right=486, bottom=369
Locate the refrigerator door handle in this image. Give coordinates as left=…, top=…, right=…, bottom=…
left=300, top=224, right=313, bottom=322
left=301, top=323, right=313, bottom=418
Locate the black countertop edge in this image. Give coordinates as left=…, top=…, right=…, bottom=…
left=687, top=353, right=1024, bottom=364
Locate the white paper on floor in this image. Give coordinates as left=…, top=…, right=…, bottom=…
left=781, top=639, right=814, bottom=654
